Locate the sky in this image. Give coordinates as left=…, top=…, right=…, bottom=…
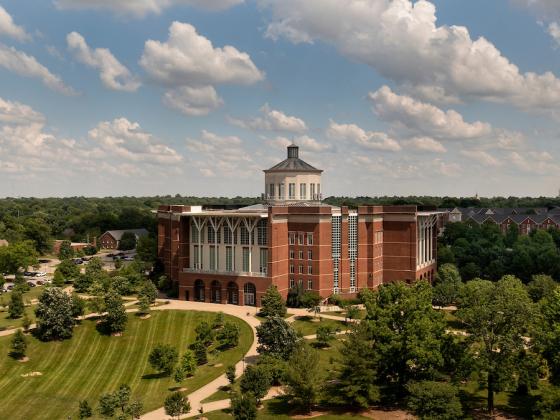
left=1, top=0, right=560, bottom=198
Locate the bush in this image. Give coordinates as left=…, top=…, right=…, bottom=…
left=149, top=344, right=178, bottom=375
left=212, top=311, right=225, bottom=329
left=78, top=400, right=92, bottom=419
left=315, top=325, right=335, bottom=348
left=406, top=381, right=463, bottom=420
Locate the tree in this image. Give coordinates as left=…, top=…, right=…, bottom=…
left=217, top=322, right=240, bottom=349
left=195, top=321, right=214, bottom=346
left=74, top=274, right=94, bottom=293
left=174, top=350, right=197, bottom=383
left=138, top=280, right=158, bottom=307
left=0, top=241, right=38, bottom=274
left=536, top=288, right=560, bottom=385
left=239, top=365, right=271, bottom=404
left=35, top=287, right=75, bottom=341
left=283, top=342, right=323, bottom=412
left=456, top=275, right=536, bottom=413
left=85, top=257, right=104, bottom=276
left=226, top=365, right=236, bottom=385
left=114, top=384, right=131, bottom=415
left=55, top=259, right=81, bottom=284
left=58, top=240, right=75, bottom=260
left=432, top=263, right=463, bottom=307
left=315, top=325, right=335, bottom=348
left=22, top=312, right=31, bottom=332
left=164, top=392, right=190, bottom=420
left=301, top=291, right=322, bottom=317
left=8, top=289, right=24, bottom=319
left=149, top=344, right=178, bottom=375
left=78, top=400, right=93, bottom=419
left=346, top=305, right=360, bottom=322
left=103, top=289, right=127, bottom=334
left=260, top=286, right=286, bottom=318
left=10, top=329, right=27, bottom=359
left=118, top=232, right=137, bottom=251
left=256, top=316, right=299, bottom=360
left=230, top=392, right=257, bottom=420
left=52, top=270, right=65, bottom=287
left=528, top=274, right=557, bottom=302
left=126, top=399, right=143, bottom=419
left=136, top=235, right=156, bottom=263
left=98, top=392, right=117, bottom=418
left=212, top=311, right=225, bottom=329
left=536, top=383, right=560, bottom=418
left=193, top=340, right=207, bottom=365
left=71, top=293, right=86, bottom=319
left=406, top=381, right=463, bottom=420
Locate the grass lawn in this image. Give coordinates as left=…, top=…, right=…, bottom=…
left=0, top=306, right=35, bottom=330
left=323, top=309, right=366, bottom=320
left=0, top=310, right=253, bottom=419
left=291, top=316, right=347, bottom=336
left=205, top=397, right=371, bottom=419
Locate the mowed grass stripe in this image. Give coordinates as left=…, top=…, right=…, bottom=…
left=129, top=312, right=158, bottom=392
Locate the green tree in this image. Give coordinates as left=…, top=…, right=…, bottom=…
left=217, top=322, right=240, bottom=349
left=284, top=342, right=323, bottom=412
left=74, top=274, right=94, bottom=293
left=212, top=311, right=225, bottom=329
left=98, top=392, right=117, bottom=418
left=21, top=312, right=31, bottom=332
left=536, top=287, right=560, bottom=385
left=528, top=274, right=557, bottom=302
left=138, top=280, right=158, bottom=304
left=164, top=392, right=190, bottom=420
left=136, top=235, right=156, bottom=263
left=9, top=329, right=27, bottom=359
left=195, top=321, right=214, bottom=346
left=52, top=270, right=65, bottom=287
left=35, top=287, right=75, bottom=341
left=85, top=257, right=104, bottom=276
left=114, top=384, right=131, bottom=415
left=118, top=232, right=137, bottom=251
left=126, top=399, right=143, bottom=419
left=103, top=289, right=127, bottom=334
left=346, top=305, right=360, bottom=322
left=0, top=241, right=38, bottom=274
left=78, top=400, right=93, bottom=419
left=226, top=365, right=236, bottom=385
left=301, top=291, right=322, bottom=317
left=256, top=316, right=299, bottom=360
left=260, top=285, right=286, bottom=318
left=239, top=365, right=271, bottom=404
left=536, top=383, right=560, bottom=418
left=58, top=240, right=75, bottom=260
left=55, top=259, right=81, bottom=283
left=71, top=292, right=86, bottom=319
left=174, top=350, right=197, bottom=383
left=406, top=381, right=463, bottom=420
left=8, top=289, right=24, bottom=319
left=23, top=217, right=52, bottom=254
left=432, top=263, right=463, bottom=307
left=149, top=343, right=178, bottom=375
left=315, top=325, right=334, bottom=348
left=230, top=392, right=257, bottom=420
left=193, top=340, right=207, bottom=365
left=456, top=275, right=536, bottom=413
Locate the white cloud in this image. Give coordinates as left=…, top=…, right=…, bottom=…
left=88, top=118, right=182, bottom=164
left=140, top=22, right=263, bottom=87
left=496, top=130, right=525, bottom=150
left=548, top=22, right=560, bottom=47
left=0, top=6, right=30, bottom=41
left=369, top=85, right=492, bottom=140
left=67, top=32, right=140, bottom=92
left=405, top=137, right=446, bottom=153
left=263, top=0, right=560, bottom=111
left=508, top=150, right=560, bottom=175
left=326, top=120, right=401, bottom=152
left=266, top=134, right=330, bottom=152
left=511, top=0, right=560, bottom=20
left=0, top=44, right=77, bottom=95
left=55, top=0, right=244, bottom=17
left=229, top=103, right=307, bottom=133
left=163, top=86, right=223, bottom=116
left=460, top=150, right=501, bottom=167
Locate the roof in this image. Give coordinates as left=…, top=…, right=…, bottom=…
left=264, top=144, right=322, bottom=173
left=102, top=229, right=149, bottom=241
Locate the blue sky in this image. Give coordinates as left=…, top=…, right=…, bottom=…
left=1, top=0, right=560, bottom=198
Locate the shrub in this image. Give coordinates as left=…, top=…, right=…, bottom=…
left=212, top=311, right=225, bottom=329
left=315, top=325, right=335, bottom=348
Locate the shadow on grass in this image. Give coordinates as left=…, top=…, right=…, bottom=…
left=141, top=371, right=169, bottom=380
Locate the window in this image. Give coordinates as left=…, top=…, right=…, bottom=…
left=307, top=279, right=313, bottom=290
left=279, top=183, right=285, bottom=199
left=332, top=215, right=341, bottom=290
left=289, top=232, right=296, bottom=245
left=268, top=183, right=275, bottom=199
left=226, top=246, right=233, bottom=271
left=193, top=245, right=201, bottom=269
left=299, top=250, right=303, bottom=260
left=224, top=227, right=232, bottom=244
left=289, top=278, right=295, bottom=288
left=310, top=184, right=316, bottom=200
left=308, top=250, right=312, bottom=260
left=307, top=233, right=313, bottom=245
left=307, top=265, right=313, bottom=275
left=289, top=183, right=296, bottom=199
left=209, top=246, right=217, bottom=270
left=259, top=248, right=268, bottom=274
left=299, top=264, right=304, bottom=274
left=207, top=226, right=215, bottom=244
left=242, top=247, right=250, bottom=272
left=289, top=249, right=295, bottom=259
left=290, top=264, right=295, bottom=274
left=240, top=226, right=250, bottom=245
left=257, top=219, right=268, bottom=246
left=317, top=183, right=321, bottom=198
left=298, top=233, right=304, bottom=245
left=191, top=223, right=199, bottom=243
left=299, top=183, right=306, bottom=200
left=298, top=279, right=303, bottom=287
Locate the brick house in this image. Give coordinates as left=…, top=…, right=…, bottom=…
left=99, top=229, right=149, bottom=249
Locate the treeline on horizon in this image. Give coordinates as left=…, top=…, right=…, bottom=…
left=1, top=194, right=560, bottom=251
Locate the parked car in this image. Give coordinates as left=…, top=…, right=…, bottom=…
left=27, top=281, right=36, bottom=287
left=36, top=280, right=44, bottom=285
left=23, top=271, right=35, bottom=277
left=35, top=271, right=46, bottom=277
left=107, top=253, right=114, bottom=257
left=38, top=259, right=50, bottom=263
left=123, top=256, right=134, bottom=261
left=72, top=258, right=83, bottom=265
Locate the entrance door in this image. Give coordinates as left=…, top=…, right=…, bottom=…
left=243, top=283, right=256, bottom=306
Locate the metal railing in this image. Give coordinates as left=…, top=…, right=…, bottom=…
left=183, top=267, right=267, bottom=277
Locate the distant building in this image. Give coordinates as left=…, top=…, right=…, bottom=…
left=157, top=144, right=441, bottom=307
left=52, top=240, right=92, bottom=255
left=99, top=229, right=149, bottom=249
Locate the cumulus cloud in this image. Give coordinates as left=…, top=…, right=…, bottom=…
left=405, top=137, right=446, bottom=153
left=88, top=118, right=182, bottom=164
left=263, top=0, right=560, bottom=112
left=460, top=150, right=501, bottom=167
left=140, top=22, right=263, bottom=87
left=55, top=0, right=244, bottom=17
left=548, top=22, right=560, bottom=47
left=508, top=150, right=560, bottom=175
left=266, top=134, right=330, bottom=152
left=326, top=120, right=401, bottom=152
left=0, top=44, right=77, bottom=95
left=186, top=130, right=258, bottom=177
left=163, top=86, right=223, bottom=116
left=229, top=104, right=307, bottom=133
left=369, top=86, right=492, bottom=140
left=67, top=32, right=140, bottom=92
left=0, top=6, right=30, bottom=41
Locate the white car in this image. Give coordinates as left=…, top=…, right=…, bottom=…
left=35, top=272, right=47, bottom=277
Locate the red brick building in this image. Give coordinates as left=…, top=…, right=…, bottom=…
left=157, top=145, right=439, bottom=306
